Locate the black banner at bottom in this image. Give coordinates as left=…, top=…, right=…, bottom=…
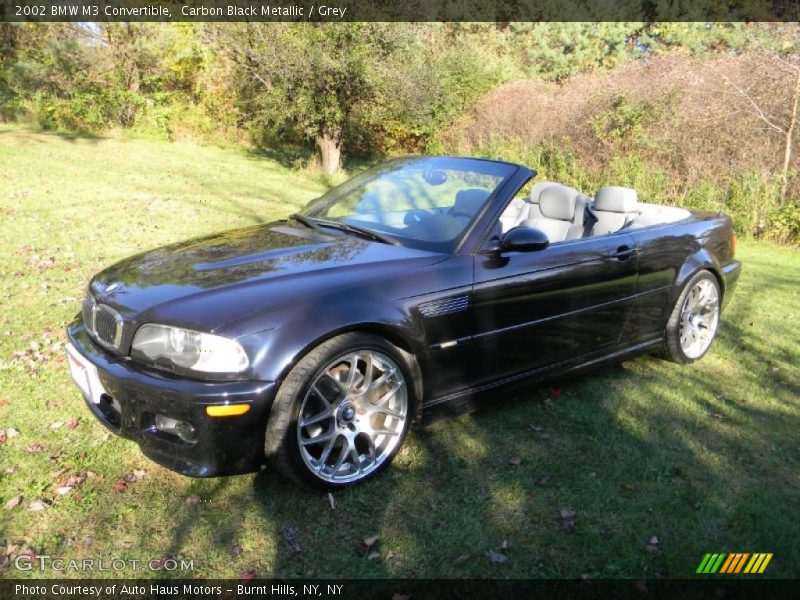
left=3, top=579, right=800, bottom=600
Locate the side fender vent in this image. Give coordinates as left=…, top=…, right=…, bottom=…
left=419, top=295, right=469, bottom=318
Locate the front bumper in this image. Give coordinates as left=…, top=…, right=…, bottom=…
left=66, top=320, right=278, bottom=477
left=721, top=260, right=742, bottom=309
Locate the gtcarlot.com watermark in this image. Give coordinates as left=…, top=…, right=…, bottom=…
left=14, top=554, right=194, bottom=572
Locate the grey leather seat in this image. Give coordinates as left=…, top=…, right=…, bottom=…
left=524, top=185, right=587, bottom=242
left=590, top=186, right=639, bottom=236
left=499, top=182, right=576, bottom=232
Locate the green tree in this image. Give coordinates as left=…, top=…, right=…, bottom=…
left=211, top=23, right=412, bottom=173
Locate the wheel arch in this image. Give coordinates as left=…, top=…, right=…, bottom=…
left=270, top=322, right=426, bottom=418
left=672, top=250, right=726, bottom=306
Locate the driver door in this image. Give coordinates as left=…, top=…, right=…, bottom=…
left=468, top=231, right=639, bottom=386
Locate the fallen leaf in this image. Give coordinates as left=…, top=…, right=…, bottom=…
left=327, top=492, right=335, bottom=510
left=559, top=508, right=577, bottom=534
left=508, top=456, right=522, bottom=467
left=49, top=421, right=64, bottom=430
left=367, top=551, right=380, bottom=560
left=5, top=466, right=19, bottom=475
left=282, top=526, right=302, bottom=553
left=118, top=541, right=134, bottom=549
left=363, top=535, right=380, bottom=550
left=25, top=443, right=44, bottom=453
left=49, top=451, right=66, bottom=463
left=499, top=539, right=508, bottom=551
left=65, top=418, right=78, bottom=429
left=185, top=495, right=201, bottom=506
left=112, top=482, right=128, bottom=493
left=0, top=432, right=5, bottom=445
left=485, top=549, right=508, bottom=564
left=549, top=387, right=563, bottom=400
left=123, top=469, right=146, bottom=483
left=239, top=569, right=257, bottom=580
left=646, top=535, right=660, bottom=554
left=6, top=428, right=18, bottom=438
left=231, top=544, right=243, bottom=558
left=534, top=475, right=552, bottom=486
left=3, top=496, right=21, bottom=510
left=55, top=487, right=73, bottom=496
left=28, top=499, right=50, bottom=511
left=455, top=554, right=470, bottom=563
left=0, top=399, right=8, bottom=407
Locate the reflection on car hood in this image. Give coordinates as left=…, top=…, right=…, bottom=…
left=90, top=221, right=446, bottom=331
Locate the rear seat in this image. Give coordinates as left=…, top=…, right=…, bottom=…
left=523, top=185, right=587, bottom=242
left=590, top=186, right=639, bottom=236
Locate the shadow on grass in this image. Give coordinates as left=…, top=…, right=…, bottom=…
left=246, top=144, right=375, bottom=176
left=10, top=125, right=107, bottom=144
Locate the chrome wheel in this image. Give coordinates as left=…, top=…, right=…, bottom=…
left=679, top=279, right=720, bottom=359
left=296, top=351, right=408, bottom=484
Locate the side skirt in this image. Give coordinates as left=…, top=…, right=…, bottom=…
left=417, top=337, right=664, bottom=427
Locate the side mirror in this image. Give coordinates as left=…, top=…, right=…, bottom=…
left=500, top=226, right=550, bottom=252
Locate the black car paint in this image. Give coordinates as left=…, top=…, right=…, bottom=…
left=67, top=159, right=742, bottom=477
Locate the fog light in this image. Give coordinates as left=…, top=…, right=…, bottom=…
left=155, top=415, right=197, bottom=443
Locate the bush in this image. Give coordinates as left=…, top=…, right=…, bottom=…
left=769, top=200, right=800, bottom=244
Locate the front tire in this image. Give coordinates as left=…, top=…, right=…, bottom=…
left=664, top=270, right=721, bottom=364
left=265, top=333, right=414, bottom=490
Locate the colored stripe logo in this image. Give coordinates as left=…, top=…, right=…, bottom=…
left=696, top=553, right=773, bottom=574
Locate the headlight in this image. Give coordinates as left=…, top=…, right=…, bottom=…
left=131, top=324, right=249, bottom=375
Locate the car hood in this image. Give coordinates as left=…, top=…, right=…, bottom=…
left=90, top=221, right=446, bottom=332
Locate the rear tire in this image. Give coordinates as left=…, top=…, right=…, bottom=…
left=265, top=333, right=414, bottom=490
left=663, top=270, right=721, bottom=364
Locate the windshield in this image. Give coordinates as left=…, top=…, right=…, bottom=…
left=300, top=157, right=517, bottom=252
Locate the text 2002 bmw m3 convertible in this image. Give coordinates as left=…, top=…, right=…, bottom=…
left=66, top=156, right=741, bottom=489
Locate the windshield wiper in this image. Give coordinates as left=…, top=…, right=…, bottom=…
left=312, top=219, right=400, bottom=246
left=289, top=213, right=324, bottom=233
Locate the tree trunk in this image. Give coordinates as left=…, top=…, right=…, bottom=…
left=316, top=133, right=341, bottom=174
left=781, top=67, right=800, bottom=200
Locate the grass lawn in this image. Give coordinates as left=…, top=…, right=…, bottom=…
left=1, top=124, right=799, bottom=579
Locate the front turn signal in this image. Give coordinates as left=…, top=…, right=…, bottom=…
left=206, top=404, right=251, bottom=417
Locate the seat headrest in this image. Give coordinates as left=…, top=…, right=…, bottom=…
left=539, top=185, right=577, bottom=221
left=594, top=186, right=638, bottom=213
left=528, top=181, right=560, bottom=204
left=453, top=188, right=490, bottom=216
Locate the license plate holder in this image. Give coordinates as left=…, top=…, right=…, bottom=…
left=66, top=343, right=107, bottom=405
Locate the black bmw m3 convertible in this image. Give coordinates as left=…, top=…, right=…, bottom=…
left=66, top=156, right=741, bottom=489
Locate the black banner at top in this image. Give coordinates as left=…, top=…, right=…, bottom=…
left=1, top=0, right=799, bottom=22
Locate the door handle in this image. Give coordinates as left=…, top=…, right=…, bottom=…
left=612, top=245, right=637, bottom=261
